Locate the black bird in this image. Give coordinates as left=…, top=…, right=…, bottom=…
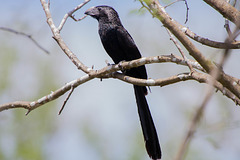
left=85, top=6, right=161, bottom=159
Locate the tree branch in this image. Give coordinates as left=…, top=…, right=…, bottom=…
left=40, top=0, right=91, bottom=73
left=111, top=71, right=240, bottom=105
left=0, top=27, right=50, bottom=54
left=58, top=0, right=90, bottom=31
left=0, top=74, right=93, bottom=114
left=58, top=86, right=75, bottom=115
left=142, top=0, right=240, bottom=100
left=143, top=0, right=215, bottom=73
left=175, top=49, right=230, bottom=160
left=1, top=55, right=239, bottom=113
left=203, top=0, right=240, bottom=26
left=185, top=27, right=240, bottom=49
left=166, top=28, right=194, bottom=73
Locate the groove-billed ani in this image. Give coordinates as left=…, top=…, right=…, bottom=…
left=85, top=6, right=161, bottom=159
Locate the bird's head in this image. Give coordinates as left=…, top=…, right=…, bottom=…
left=85, top=6, right=121, bottom=25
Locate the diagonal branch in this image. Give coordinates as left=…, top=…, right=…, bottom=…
left=185, top=27, right=240, bottom=49
left=40, top=0, right=91, bottom=73
left=143, top=0, right=215, bottom=73
left=203, top=0, right=240, bottom=26
left=1, top=55, right=239, bottom=113
left=142, top=0, right=240, bottom=100
left=89, top=54, right=205, bottom=78
left=174, top=3, right=240, bottom=157
left=0, top=27, right=50, bottom=54
left=58, top=0, right=91, bottom=31
left=0, top=74, right=93, bottom=114
left=175, top=54, right=228, bottom=160
left=58, top=86, right=75, bottom=115
left=166, top=28, right=194, bottom=73
left=111, top=71, right=240, bottom=105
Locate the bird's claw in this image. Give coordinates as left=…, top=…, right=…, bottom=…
left=105, top=60, right=114, bottom=66
left=118, top=60, right=126, bottom=72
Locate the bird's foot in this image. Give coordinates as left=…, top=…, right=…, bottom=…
left=118, top=60, right=126, bottom=73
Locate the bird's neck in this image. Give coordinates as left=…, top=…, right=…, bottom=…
left=98, top=17, right=122, bottom=26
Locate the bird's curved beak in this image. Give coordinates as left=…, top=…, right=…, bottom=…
left=84, top=6, right=96, bottom=17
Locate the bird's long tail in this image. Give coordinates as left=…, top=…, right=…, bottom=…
left=133, top=85, right=162, bottom=159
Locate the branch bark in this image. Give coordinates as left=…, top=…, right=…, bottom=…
left=40, top=0, right=91, bottom=73
left=1, top=55, right=239, bottom=113
left=0, top=74, right=93, bottom=113
left=58, top=0, right=90, bottom=31
left=203, top=0, right=240, bottom=26
left=140, top=1, right=240, bottom=159
left=0, top=27, right=50, bottom=54
left=142, top=0, right=240, bottom=99
left=143, top=0, right=215, bottom=73
left=185, top=27, right=240, bottom=49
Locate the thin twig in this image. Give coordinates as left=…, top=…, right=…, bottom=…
left=58, top=0, right=90, bottom=31
left=70, top=15, right=88, bottom=22
left=59, top=86, right=75, bottom=115
left=183, top=0, right=189, bottom=24
left=164, top=0, right=183, bottom=8
left=140, top=0, right=153, bottom=15
left=184, top=27, right=240, bottom=49
left=203, top=0, right=240, bottom=25
left=175, top=50, right=229, bottom=160
left=0, top=27, right=50, bottom=54
left=224, top=0, right=233, bottom=39
left=163, top=0, right=189, bottom=23
left=166, top=28, right=194, bottom=73
left=175, top=13, right=239, bottom=160
left=224, top=19, right=234, bottom=40
left=233, top=0, right=237, bottom=7
left=174, top=87, right=213, bottom=160
left=40, top=0, right=91, bottom=73
left=1, top=54, right=239, bottom=113
left=1, top=69, right=239, bottom=114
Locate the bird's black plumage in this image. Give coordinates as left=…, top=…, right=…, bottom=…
left=85, top=6, right=161, bottom=159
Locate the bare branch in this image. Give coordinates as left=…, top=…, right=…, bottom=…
left=0, top=55, right=193, bottom=113
left=175, top=48, right=233, bottom=160
left=163, top=0, right=189, bottom=23
left=224, top=19, right=234, bottom=38
left=111, top=72, right=194, bottom=87
left=0, top=101, right=31, bottom=112
left=58, top=86, right=75, bottom=115
left=142, top=0, right=240, bottom=100
left=89, top=55, right=205, bottom=78
left=142, top=0, right=214, bottom=72
left=40, top=0, right=91, bottom=73
left=175, top=11, right=240, bottom=158
left=139, top=3, right=240, bottom=158
left=58, top=0, right=90, bottom=31
left=175, top=62, right=223, bottom=160
left=69, top=15, right=87, bottom=22
left=183, top=0, right=189, bottom=24
left=164, top=0, right=183, bottom=8
left=203, top=0, right=240, bottom=26
left=1, top=54, right=239, bottom=113
left=0, top=55, right=204, bottom=113
left=185, top=27, right=240, bottom=49
left=0, top=27, right=50, bottom=54
left=0, top=74, right=93, bottom=114
left=111, top=71, right=240, bottom=105
left=2, top=4, right=240, bottom=160
left=166, top=29, right=194, bottom=73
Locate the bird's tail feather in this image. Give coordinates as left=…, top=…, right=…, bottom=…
left=133, top=85, right=162, bottom=159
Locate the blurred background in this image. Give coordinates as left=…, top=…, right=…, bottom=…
left=1, top=0, right=240, bottom=160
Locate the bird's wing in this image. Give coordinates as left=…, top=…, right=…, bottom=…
left=115, top=26, right=147, bottom=80
left=115, top=26, right=142, bottom=61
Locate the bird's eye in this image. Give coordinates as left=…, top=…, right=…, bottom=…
left=98, top=8, right=102, bottom=11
